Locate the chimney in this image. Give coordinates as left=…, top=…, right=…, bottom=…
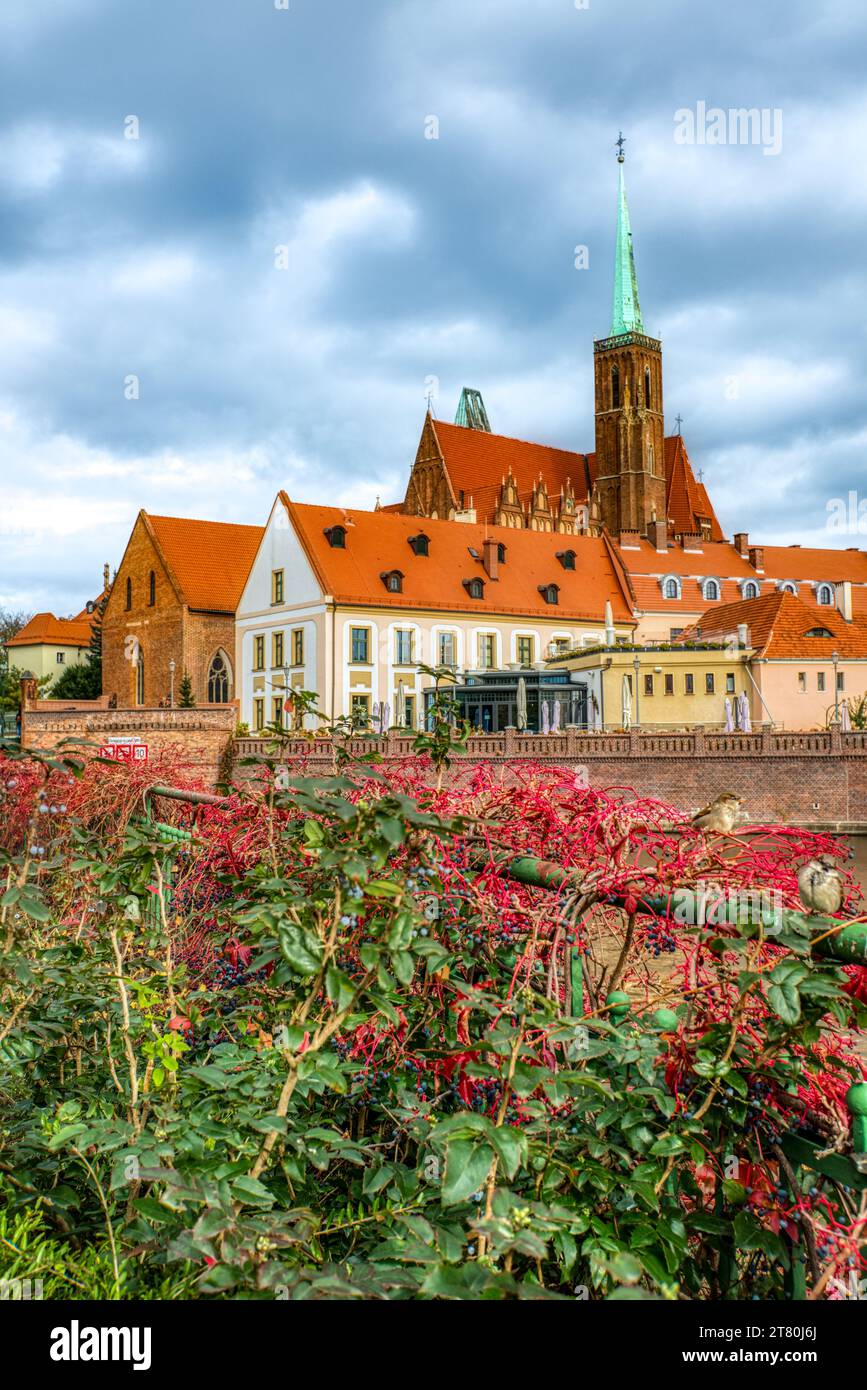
left=482, top=537, right=499, bottom=580
left=733, top=532, right=749, bottom=558
left=836, top=580, right=853, bottom=622
left=647, top=517, right=668, bottom=552
left=680, top=532, right=703, bottom=552
left=618, top=530, right=641, bottom=549
left=737, top=623, right=750, bottom=649
left=748, top=546, right=765, bottom=572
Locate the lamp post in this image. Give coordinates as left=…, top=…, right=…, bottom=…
left=169, top=659, right=176, bottom=708
left=633, top=653, right=641, bottom=729
left=832, top=650, right=840, bottom=725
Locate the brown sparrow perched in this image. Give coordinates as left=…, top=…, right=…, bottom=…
left=691, top=792, right=743, bottom=834
left=797, top=856, right=845, bottom=916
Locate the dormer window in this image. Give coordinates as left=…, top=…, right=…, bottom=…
left=467, top=547, right=480, bottom=560
left=816, top=584, right=833, bottom=606
left=408, top=533, right=429, bottom=557
left=324, top=525, right=346, bottom=548
left=381, top=570, right=403, bottom=594
left=556, top=549, right=577, bottom=571
left=778, top=581, right=798, bottom=595
left=661, top=575, right=682, bottom=600
left=701, top=577, right=721, bottom=601
left=741, top=580, right=760, bottom=600
left=805, top=626, right=834, bottom=638
left=463, top=577, right=485, bottom=600
left=538, top=583, right=560, bottom=605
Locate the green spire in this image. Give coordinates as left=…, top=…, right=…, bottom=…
left=455, top=387, right=491, bottom=432
left=610, top=151, right=644, bottom=337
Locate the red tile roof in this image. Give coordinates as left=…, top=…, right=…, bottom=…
left=7, top=612, right=93, bottom=648
left=146, top=514, right=264, bottom=613
left=281, top=495, right=634, bottom=624
left=683, top=591, right=867, bottom=659
left=429, top=420, right=590, bottom=523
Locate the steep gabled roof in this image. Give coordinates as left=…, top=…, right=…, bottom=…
left=429, top=419, right=590, bottom=524
left=145, top=514, right=264, bottom=614
left=279, top=497, right=634, bottom=624
left=664, top=435, right=724, bottom=541
left=683, top=590, right=867, bottom=659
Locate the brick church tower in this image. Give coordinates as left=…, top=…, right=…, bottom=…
left=593, top=144, right=667, bottom=538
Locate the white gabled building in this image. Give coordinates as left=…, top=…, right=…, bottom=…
left=234, top=492, right=635, bottom=734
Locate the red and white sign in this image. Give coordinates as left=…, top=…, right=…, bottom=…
left=99, top=737, right=149, bottom=764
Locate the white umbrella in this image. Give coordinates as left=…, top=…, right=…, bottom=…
left=841, top=701, right=851, bottom=732
left=516, top=677, right=527, bottom=731
left=381, top=701, right=390, bottom=732
left=604, top=600, right=615, bottom=647
left=738, top=691, right=751, bottom=733
left=622, top=675, right=632, bottom=730
left=541, top=700, right=550, bottom=734
left=590, top=691, right=601, bottom=730
left=724, top=697, right=734, bottom=733
left=552, top=698, right=561, bottom=733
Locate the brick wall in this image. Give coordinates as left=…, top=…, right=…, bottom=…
left=234, top=729, right=867, bottom=829
left=22, top=706, right=237, bottom=784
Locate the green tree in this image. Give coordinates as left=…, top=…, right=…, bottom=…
left=178, top=672, right=195, bottom=707
left=48, top=661, right=102, bottom=701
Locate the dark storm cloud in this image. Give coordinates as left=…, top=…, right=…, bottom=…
left=1, top=0, right=866, bottom=611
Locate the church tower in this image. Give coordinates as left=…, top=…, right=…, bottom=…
left=593, top=140, right=667, bottom=538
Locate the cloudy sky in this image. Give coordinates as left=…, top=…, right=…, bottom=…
left=1, top=0, right=866, bottom=614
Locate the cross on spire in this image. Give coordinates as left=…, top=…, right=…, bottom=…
left=675, top=413, right=683, bottom=435
left=615, top=131, right=626, bottom=163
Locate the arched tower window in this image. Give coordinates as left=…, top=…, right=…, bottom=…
left=611, top=365, right=620, bottom=409
left=644, top=367, right=651, bottom=410
left=135, top=648, right=145, bottom=705
left=207, top=651, right=231, bottom=704
left=148, top=570, right=156, bottom=606
left=125, top=577, right=132, bottom=610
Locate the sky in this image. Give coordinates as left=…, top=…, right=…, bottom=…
left=1, top=0, right=866, bottom=615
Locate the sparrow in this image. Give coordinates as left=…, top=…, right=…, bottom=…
left=691, top=792, right=743, bottom=834
left=797, top=856, right=845, bottom=916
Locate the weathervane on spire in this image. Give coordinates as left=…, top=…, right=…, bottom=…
left=615, top=131, right=626, bottom=163
left=675, top=413, right=683, bottom=435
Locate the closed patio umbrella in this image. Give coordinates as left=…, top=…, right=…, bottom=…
left=541, top=700, right=550, bottom=734
left=552, top=698, right=561, bottom=733
left=516, top=677, right=527, bottom=731
left=622, top=675, right=632, bottom=730
left=724, top=697, right=734, bottom=733
left=841, top=701, right=852, bottom=732
left=738, top=691, right=751, bottom=733
left=590, top=691, right=601, bottom=731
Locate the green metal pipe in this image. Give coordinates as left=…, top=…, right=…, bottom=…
left=486, top=854, right=867, bottom=966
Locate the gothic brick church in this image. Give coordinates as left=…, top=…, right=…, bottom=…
left=395, top=149, right=721, bottom=549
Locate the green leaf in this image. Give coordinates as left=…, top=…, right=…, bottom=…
left=441, top=1139, right=495, bottom=1208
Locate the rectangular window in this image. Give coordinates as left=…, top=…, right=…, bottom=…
left=292, top=628, right=304, bottom=666
left=253, top=697, right=264, bottom=731
left=272, top=632, right=284, bottom=668
left=705, top=673, right=715, bottom=695
left=479, top=634, right=496, bottom=669
left=437, top=631, right=456, bottom=667
left=272, top=696, right=284, bottom=728
left=664, top=673, right=674, bottom=696
left=351, top=693, right=371, bottom=725
left=817, top=671, right=826, bottom=692
left=395, top=629, right=414, bottom=664
left=837, top=671, right=845, bottom=692
left=726, top=673, right=735, bottom=694
left=253, top=635, right=265, bottom=671
left=271, top=570, right=284, bottom=605
left=685, top=673, right=694, bottom=695
left=403, top=695, right=416, bottom=728
left=351, top=627, right=370, bottom=663
left=516, top=636, right=534, bottom=668
left=798, top=672, right=806, bottom=692
left=669, top=628, right=683, bottom=641
left=56, top=652, right=65, bottom=664
left=644, top=674, right=654, bottom=696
